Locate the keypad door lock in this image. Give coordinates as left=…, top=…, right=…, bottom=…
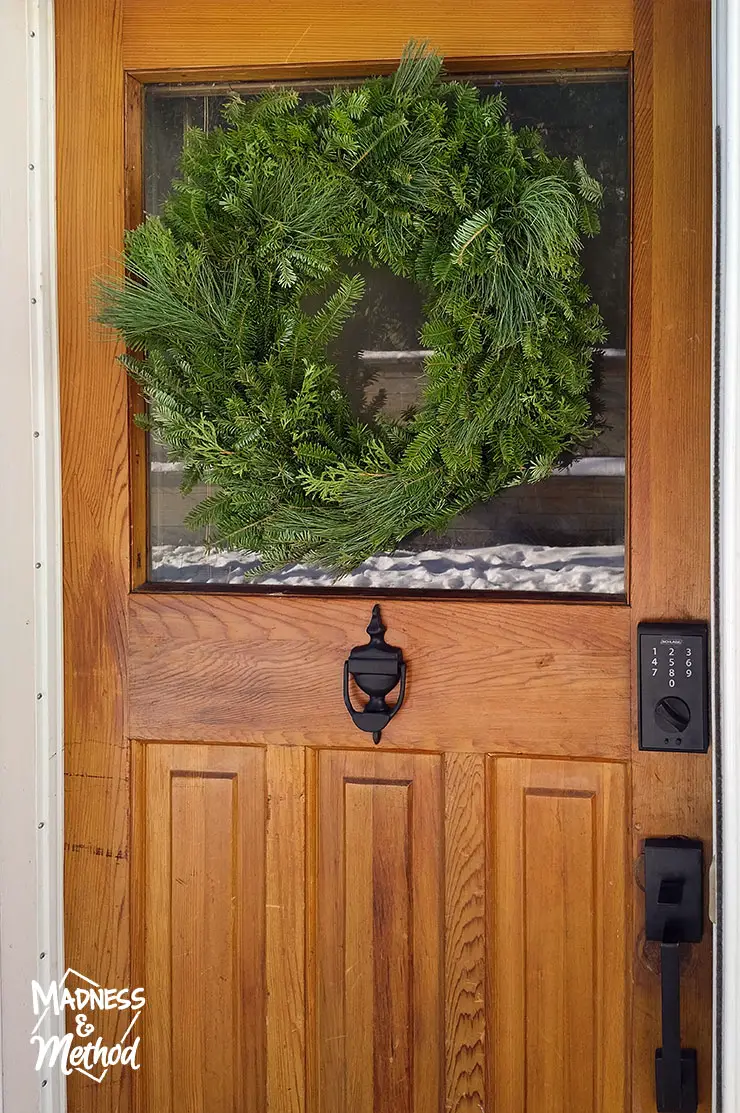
left=638, top=623, right=709, bottom=752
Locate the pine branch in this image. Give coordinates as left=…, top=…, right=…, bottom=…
left=96, top=42, right=605, bottom=575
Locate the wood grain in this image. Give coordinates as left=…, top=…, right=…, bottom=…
left=122, top=0, right=632, bottom=73
left=57, top=0, right=130, bottom=1110
left=266, top=748, right=306, bottom=1113
left=316, top=751, right=443, bottom=1113
left=60, top=1, right=714, bottom=1109
left=132, top=743, right=266, bottom=1113
left=444, top=755, right=487, bottom=1113
left=305, top=749, right=319, bottom=1113
left=343, top=782, right=377, bottom=1113
left=492, top=757, right=628, bottom=1113
left=630, top=1, right=714, bottom=1108
left=128, top=594, right=630, bottom=757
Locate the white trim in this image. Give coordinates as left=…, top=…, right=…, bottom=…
left=0, top=0, right=65, bottom=1111
left=714, top=0, right=740, bottom=1108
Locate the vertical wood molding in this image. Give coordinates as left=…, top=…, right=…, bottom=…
left=631, top=2, right=714, bottom=1108
left=57, top=0, right=129, bottom=1110
left=266, top=747, right=307, bottom=1113
left=444, top=754, right=486, bottom=1113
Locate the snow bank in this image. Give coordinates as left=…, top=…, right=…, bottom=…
left=151, top=542, right=625, bottom=594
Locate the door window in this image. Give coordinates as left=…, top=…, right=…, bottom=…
left=141, top=71, right=629, bottom=594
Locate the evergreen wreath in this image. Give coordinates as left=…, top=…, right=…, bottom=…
left=98, top=43, right=606, bottom=575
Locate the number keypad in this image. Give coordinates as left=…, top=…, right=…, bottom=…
left=638, top=623, right=709, bottom=752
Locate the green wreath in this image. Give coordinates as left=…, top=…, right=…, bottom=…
left=99, top=43, right=606, bottom=575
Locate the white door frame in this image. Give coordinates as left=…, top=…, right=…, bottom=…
left=0, top=0, right=65, bottom=1110
left=1, top=1, right=737, bottom=1109
left=714, top=0, right=740, bottom=1108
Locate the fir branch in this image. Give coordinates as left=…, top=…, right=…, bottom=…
left=96, top=43, right=605, bottom=576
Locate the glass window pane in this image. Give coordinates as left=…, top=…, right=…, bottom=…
left=142, top=71, right=628, bottom=595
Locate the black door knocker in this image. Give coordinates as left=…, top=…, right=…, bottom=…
left=343, top=604, right=407, bottom=744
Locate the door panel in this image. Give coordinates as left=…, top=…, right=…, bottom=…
left=133, top=747, right=629, bottom=1113
left=57, top=1, right=713, bottom=1111
left=493, top=757, right=628, bottom=1112
left=133, top=744, right=268, bottom=1113
left=317, top=751, right=443, bottom=1113
left=134, top=744, right=311, bottom=1113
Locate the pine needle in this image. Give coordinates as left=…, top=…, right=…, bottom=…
left=96, top=42, right=605, bottom=575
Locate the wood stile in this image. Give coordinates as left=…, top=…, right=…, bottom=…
left=630, top=2, right=713, bottom=1107
left=57, top=1, right=713, bottom=1111
left=57, top=1, right=130, bottom=1110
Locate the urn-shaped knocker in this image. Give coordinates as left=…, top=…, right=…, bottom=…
left=343, top=604, right=407, bottom=744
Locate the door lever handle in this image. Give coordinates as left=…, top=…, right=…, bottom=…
left=657, top=941, right=692, bottom=1113
left=645, top=838, right=703, bottom=1113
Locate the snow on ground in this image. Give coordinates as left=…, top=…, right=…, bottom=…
left=151, top=543, right=625, bottom=593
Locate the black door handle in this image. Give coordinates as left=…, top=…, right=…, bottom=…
left=657, top=940, right=696, bottom=1113
left=645, top=838, right=703, bottom=1113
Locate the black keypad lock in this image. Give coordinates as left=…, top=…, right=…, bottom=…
left=638, top=623, right=709, bottom=752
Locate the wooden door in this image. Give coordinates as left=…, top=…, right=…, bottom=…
left=57, top=1, right=712, bottom=1111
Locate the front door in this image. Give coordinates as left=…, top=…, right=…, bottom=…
left=57, top=1, right=713, bottom=1111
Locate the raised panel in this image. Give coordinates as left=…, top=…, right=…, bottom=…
left=492, top=757, right=628, bottom=1113
left=316, top=751, right=444, bottom=1113
left=133, top=744, right=308, bottom=1113
left=133, top=744, right=266, bottom=1113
